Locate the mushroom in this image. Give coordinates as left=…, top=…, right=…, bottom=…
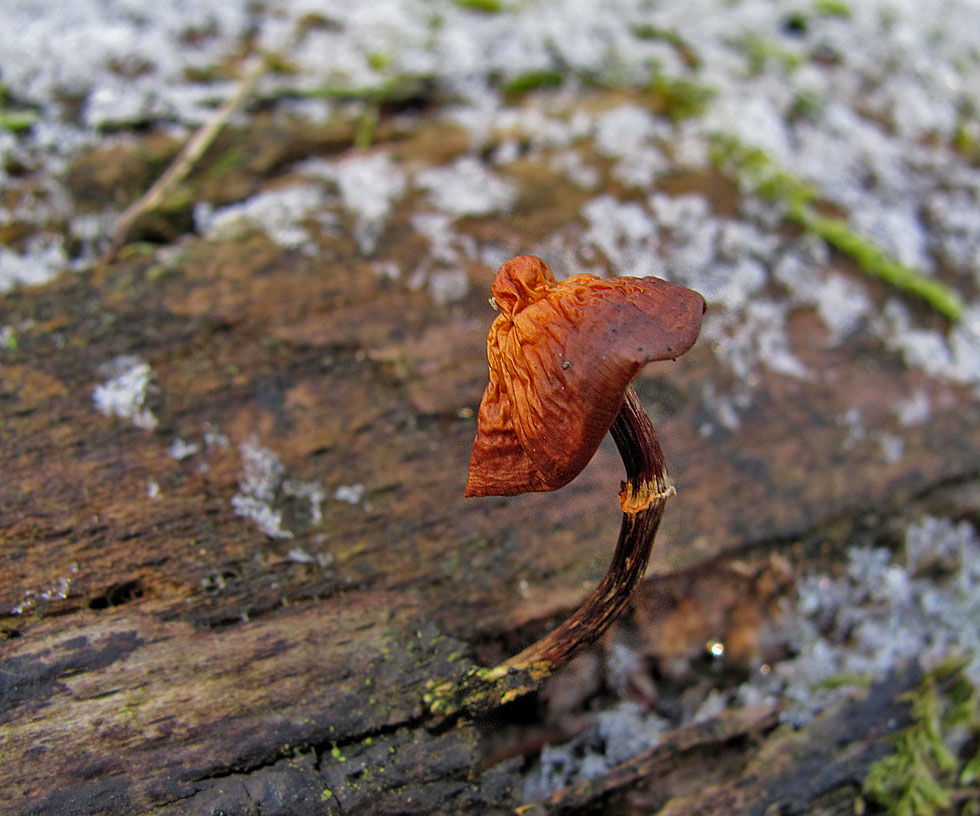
left=467, top=255, right=705, bottom=675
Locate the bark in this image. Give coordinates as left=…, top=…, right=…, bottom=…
left=2, top=111, right=979, bottom=815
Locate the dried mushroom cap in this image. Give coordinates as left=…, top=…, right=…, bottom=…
left=465, top=255, right=705, bottom=498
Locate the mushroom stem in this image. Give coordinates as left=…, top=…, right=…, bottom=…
left=503, top=385, right=671, bottom=675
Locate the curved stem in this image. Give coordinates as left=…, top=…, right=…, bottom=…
left=503, top=385, right=673, bottom=675
left=425, top=386, right=674, bottom=718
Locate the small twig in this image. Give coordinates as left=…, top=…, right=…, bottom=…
left=100, top=56, right=267, bottom=267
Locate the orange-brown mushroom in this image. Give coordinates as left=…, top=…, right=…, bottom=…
left=466, top=255, right=704, bottom=499
left=466, top=255, right=705, bottom=678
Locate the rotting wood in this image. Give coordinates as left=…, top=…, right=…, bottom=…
left=3, top=110, right=980, bottom=813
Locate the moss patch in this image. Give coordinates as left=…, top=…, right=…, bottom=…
left=504, top=70, right=565, bottom=98
left=647, top=72, right=716, bottom=122
left=865, top=659, right=980, bottom=816
left=710, top=134, right=966, bottom=321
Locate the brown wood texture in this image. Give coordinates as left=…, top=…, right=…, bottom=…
left=3, top=111, right=980, bottom=815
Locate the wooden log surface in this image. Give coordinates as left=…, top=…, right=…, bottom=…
left=2, top=106, right=980, bottom=815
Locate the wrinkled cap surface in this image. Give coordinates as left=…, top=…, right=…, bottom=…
left=465, top=255, right=705, bottom=498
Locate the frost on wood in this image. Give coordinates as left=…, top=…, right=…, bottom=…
left=704, top=299, right=809, bottom=381
left=738, top=517, right=980, bottom=724
left=594, top=104, right=667, bottom=189
left=580, top=196, right=660, bottom=279
left=200, top=185, right=328, bottom=254
left=514, top=505, right=980, bottom=802
left=0, top=0, right=250, bottom=127
left=92, top=355, right=158, bottom=431
left=0, top=235, right=67, bottom=293
left=297, top=153, right=407, bottom=255
left=229, top=438, right=333, bottom=538
left=0, top=0, right=978, bottom=317
left=415, top=157, right=516, bottom=218
left=230, top=436, right=293, bottom=539
left=524, top=701, right=669, bottom=802
left=284, top=479, right=327, bottom=524
left=409, top=212, right=474, bottom=305
left=333, top=484, right=365, bottom=505
left=3, top=2, right=980, bottom=813
left=883, top=302, right=980, bottom=394
left=168, top=438, right=201, bottom=461
left=333, top=154, right=407, bottom=255
left=895, top=390, right=931, bottom=427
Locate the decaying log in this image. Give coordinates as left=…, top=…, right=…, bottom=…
left=3, top=114, right=979, bottom=814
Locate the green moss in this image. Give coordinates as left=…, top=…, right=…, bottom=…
left=790, top=90, right=824, bottom=120
left=116, top=242, right=160, bottom=261
left=710, top=134, right=965, bottom=322
left=261, top=51, right=299, bottom=76
left=813, top=671, right=873, bottom=691
left=953, top=122, right=980, bottom=164
left=503, top=70, right=565, bottom=97
left=647, top=72, right=716, bottom=122
left=864, top=659, right=980, bottom=816
left=367, top=52, right=393, bottom=73
left=308, top=74, right=430, bottom=105
left=630, top=24, right=701, bottom=68
left=632, top=23, right=681, bottom=42
left=814, top=0, right=852, bottom=18
left=296, top=12, right=338, bottom=35
left=0, top=83, right=38, bottom=133
left=183, top=64, right=222, bottom=83
left=0, top=109, right=38, bottom=133
left=797, top=210, right=965, bottom=322
left=159, top=184, right=196, bottom=213
left=734, top=33, right=804, bottom=74
left=453, top=0, right=504, bottom=12
left=354, top=103, right=380, bottom=151
left=710, top=134, right=817, bottom=210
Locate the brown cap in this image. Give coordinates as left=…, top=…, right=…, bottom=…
left=465, top=255, right=705, bottom=498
